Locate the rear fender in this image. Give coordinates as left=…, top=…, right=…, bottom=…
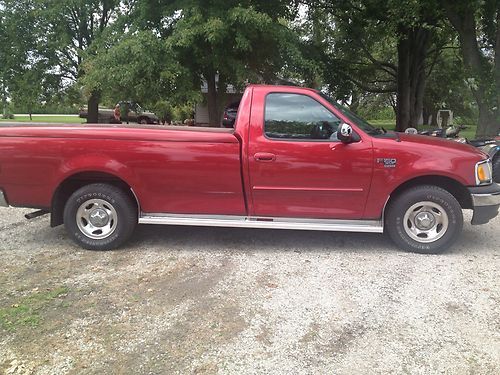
left=51, top=154, right=140, bottom=225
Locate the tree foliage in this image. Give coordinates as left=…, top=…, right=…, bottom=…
left=442, top=0, right=499, bottom=137
left=36, top=0, right=122, bottom=121
left=0, top=0, right=42, bottom=115
left=1, top=0, right=498, bottom=136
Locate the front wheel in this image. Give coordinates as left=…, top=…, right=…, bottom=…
left=386, top=185, right=463, bottom=254
left=63, top=184, right=137, bottom=250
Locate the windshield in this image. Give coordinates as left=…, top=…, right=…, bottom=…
left=319, top=93, right=382, bottom=135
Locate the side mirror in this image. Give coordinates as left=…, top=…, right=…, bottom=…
left=337, top=123, right=354, bottom=144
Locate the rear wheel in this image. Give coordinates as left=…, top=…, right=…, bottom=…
left=493, top=156, right=500, bottom=183
left=386, top=185, right=463, bottom=254
left=63, top=183, right=137, bottom=250
left=139, top=117, right=149, bottom=125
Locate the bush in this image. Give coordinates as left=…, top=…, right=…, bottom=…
left=2, top=113, right=14, bottom=120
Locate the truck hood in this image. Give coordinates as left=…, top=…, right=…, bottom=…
left=396, top=133, right=488, bottom=159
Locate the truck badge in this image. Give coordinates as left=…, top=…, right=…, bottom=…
left=376, top=158, right=397, bottom=168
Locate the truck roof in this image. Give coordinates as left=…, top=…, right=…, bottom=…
left=246, top=84, right=319, bottom=94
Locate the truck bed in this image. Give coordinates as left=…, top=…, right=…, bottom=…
left=0, top=123, right=245, bottom=215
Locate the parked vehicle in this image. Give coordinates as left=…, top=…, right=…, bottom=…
left=415, top=124, right=467, bottom=138
left=221, top=101, right=240, bottom=128
left=79, top=101, right=159, bottom=124
left=1, top=85, right=499, bottom=253
left=468, top=138, right=500, bottom=183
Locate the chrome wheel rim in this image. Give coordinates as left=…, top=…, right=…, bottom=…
left=403, top=201, right=449, bottom=243
left=76, top=199, right=118, bottom=240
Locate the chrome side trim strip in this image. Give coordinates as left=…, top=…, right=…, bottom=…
left=253, top=186, right=364, bottom=193
left=138, top=213, right=384, bottom=233
left=0, top=190, right=8, bottom=207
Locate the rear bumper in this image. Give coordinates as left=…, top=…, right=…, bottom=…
left=0, top=189, right=8, bottom=207
left=468, top=184, right=500, bottom=225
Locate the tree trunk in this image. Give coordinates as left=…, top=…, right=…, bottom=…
left=409, top=28, right=430, bottom=128
left=431, top=108, right=439, bottom=127
left=396, top=29, right=411, bottom=131
left=476, top=103, right=497, bottom=137
left=1, top=78, right=7, bottom=117
left=87, top=91, right=100, bottom=123
left=206, top=72, right=219, bottom=127
left=350, top=90, right=360, bottom=112
left=423, top=104, right=436, bottom=126
left=217, top=74, right=228, bottom=123
left=410, top=70, right=426, bottom=127
left=495, top=9, right=500, bottom=135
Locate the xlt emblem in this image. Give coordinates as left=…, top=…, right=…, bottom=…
left=376, top=158, right=397, bottom=168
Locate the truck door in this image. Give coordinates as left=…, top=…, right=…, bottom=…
left=247, top=89, right=373, bottom=220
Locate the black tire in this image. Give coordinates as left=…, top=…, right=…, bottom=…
left=385, top=185, right=463, bottom=254
left=63, top=183, right=137, bottom=250
left=139, top=117, right=149, bottom=125
left=493, top=156, right=500, bottom=184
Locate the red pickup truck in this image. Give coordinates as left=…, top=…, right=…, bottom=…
left=0, top=85, right=499, bottom=253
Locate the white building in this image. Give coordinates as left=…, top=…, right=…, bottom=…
left=194, top=81, right=243, bottom=126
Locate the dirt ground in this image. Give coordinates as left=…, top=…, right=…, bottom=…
left=0, top=207, right=499, bottom=375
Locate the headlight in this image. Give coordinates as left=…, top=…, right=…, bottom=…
left=475, top=159, right=493, bottom=185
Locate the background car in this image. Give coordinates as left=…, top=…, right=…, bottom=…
left=79, top=101, right=159, bottom=124
left=221, top=101, right=240, bottom=128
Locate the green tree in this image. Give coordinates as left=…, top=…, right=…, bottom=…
left=305, top=0, right=453, bottom=131
left=422, top=43, right=476, bottom=126
left=10, top=67, right=45, bottom=119
left=82, top=29, right=200, bottom=112
left=0, top=0, right=42, bottom=117
left=39, top=0, right=121, bottom=122
left=133, top=0, right=302, bottom=126
left=442, top=0, right=499, bottom=137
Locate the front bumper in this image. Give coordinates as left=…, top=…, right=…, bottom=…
left=468, top=184, right=500, bottom=225
left=0, top=189, right=8, bottom=207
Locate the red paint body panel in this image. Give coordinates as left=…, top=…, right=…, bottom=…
left=364, top=134, right=484, bottom=218
left=0, top=126, right=245, bottom=215
left=245, top=86, right=373, bottom=219
left=0, top=85, right=488, bottom=221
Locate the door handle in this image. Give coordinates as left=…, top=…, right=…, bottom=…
left=254, top=152, right=276, bottom=162
left=330, top=144, right=342, bottom=150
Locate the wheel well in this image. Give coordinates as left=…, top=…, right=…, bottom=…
left=51, top=172, right=139, bottom=227
left=387, top=175, right=472, bottom=212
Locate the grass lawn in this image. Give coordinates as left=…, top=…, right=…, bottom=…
left=368, top=119, right=478, bottom=140
left=0, top=115, right=84, bottom=124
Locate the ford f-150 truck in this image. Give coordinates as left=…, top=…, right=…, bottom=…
left=0, top=85, right=499, bottom=253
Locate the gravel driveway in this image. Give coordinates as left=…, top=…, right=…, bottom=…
left=0, top=207, right=499, bottom=374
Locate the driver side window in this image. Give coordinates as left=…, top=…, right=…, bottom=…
left=264, top=93, right=341, bottom=140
